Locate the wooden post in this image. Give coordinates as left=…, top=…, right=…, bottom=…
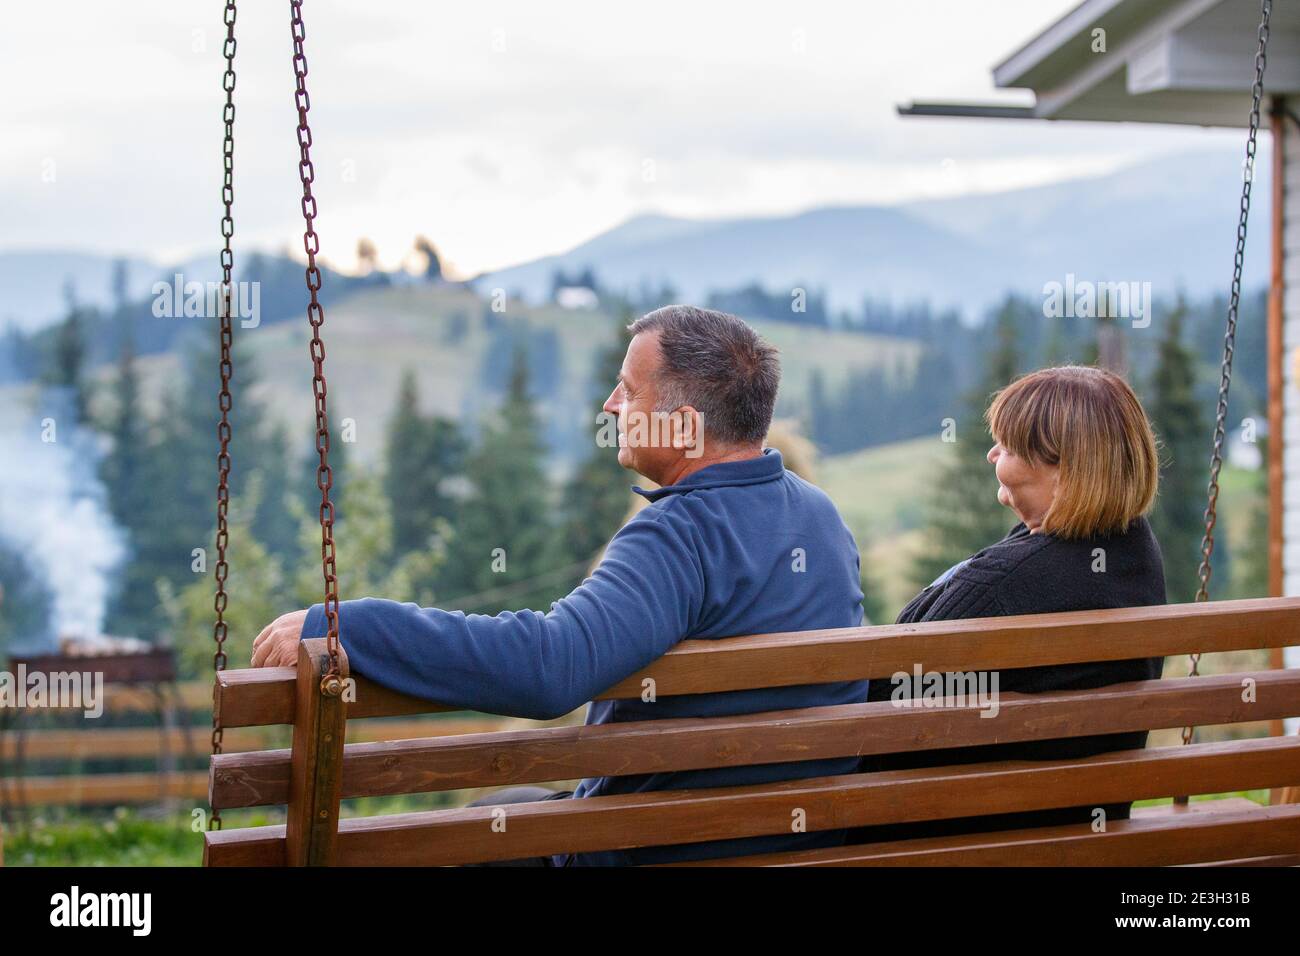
left=1268, top=100, right=1286, bottom=606
left=1268, top=103, right=1288, bottom=742
left=284, top=638, right=348, bottom=865
left=1267, top=101, right=1299, bottom=807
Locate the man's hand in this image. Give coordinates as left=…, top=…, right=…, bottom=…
left=251, top=609, right=310, bottom=668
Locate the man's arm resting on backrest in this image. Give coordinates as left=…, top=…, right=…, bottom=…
left=285, top=511, right=702, bottom=719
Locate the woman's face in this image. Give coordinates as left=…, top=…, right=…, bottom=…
left=987, top=441, right=1059, bottom=532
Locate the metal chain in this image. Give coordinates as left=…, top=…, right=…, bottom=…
left=290, top=0, right=344, bottom=693
left=1181, top=0, right=1272, bottom=749
left=209, top=0, right=239, bottom=832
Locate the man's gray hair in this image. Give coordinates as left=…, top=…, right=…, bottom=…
left=627, top=305, right=780, bottom=446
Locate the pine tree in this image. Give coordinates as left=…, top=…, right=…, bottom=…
left=911, top=299, right=1021, bottom=588
left=100, top=331, right=155, bottom=633
left=254, top=423, right=305, bottom=565
left=558, top=313, right=634, bottom=576
left=101, top=334, right=148, bottom=518
left=383, top=369, right=467, bottom=558
left=0, top=536, right=54, bottom=653
left=291, top=468, right=446, bottom=612
left=1147, top=299, right=1208, bottom=603
left=108, top=319, right=273, bottom=639
left=164, top=476, right=284, bottom=678
left=1043, top=313, right=1067, bottom=366
left=806, top=368, right=828, bottom=443
left=414, top=236, right=443, bottom=282
left=447, top=347, right=562, bottom=611
left=47, top=292, right=91, bottom=422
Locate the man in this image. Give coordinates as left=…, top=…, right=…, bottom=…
left=253, top=304, right=866, bottom=865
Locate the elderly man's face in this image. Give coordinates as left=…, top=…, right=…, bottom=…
left=603, top=331, right=687, bottom=482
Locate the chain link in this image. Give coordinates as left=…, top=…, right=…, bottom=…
left=209, top=0, right=239, bottom=832
left=1181, top=0, right=1271, bottom=749
left=289, top=0, right=343, bottom=691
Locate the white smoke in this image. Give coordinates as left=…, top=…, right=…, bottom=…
left=0, top=392, right=127, bottom=643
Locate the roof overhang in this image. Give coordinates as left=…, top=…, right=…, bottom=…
left=900, top=0, right=1300, bottom=128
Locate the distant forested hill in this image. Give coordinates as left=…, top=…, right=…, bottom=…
left=476, top=149, right=1266, bottom=316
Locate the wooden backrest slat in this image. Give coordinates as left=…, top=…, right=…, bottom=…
left=209, top=669, right=1300, bottom=810
left=212, top=598, right=1300, bottom=728
left=213, top=670, right=506, bottom=728
left=201, top=823, right=287, bottom=866
left=202, top=735, right=1300, bottom=866
left=662, top=801, right=1300, bottom=867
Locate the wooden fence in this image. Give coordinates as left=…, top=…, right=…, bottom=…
left=0, top=680, right=519, bottom=810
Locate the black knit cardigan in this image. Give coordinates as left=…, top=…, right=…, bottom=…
left=851, top=517, right=1167, bottom=844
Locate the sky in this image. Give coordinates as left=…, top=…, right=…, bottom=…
left=0, top=0, right=1249, bottom=278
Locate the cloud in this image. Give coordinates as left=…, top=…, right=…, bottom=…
left=0, top=0, right=1241, bottom=275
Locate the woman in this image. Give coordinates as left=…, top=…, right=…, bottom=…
left=854, top=365, right=1166, bottom=843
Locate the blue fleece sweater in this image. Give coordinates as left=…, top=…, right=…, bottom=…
left=301, top=448, right=867, bottom=864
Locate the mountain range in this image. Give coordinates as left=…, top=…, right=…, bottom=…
left=0, top=147, right=1269, bottom=332
left=474, top=148, right=1268, bottom=315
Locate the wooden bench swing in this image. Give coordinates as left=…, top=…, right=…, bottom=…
left=204, top=601, right=1300, bottom=867
left=201, top=0, right=1300, bottom=866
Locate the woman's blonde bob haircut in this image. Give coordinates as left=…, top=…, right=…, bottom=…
left=985, top=365, right=1159, bottom=540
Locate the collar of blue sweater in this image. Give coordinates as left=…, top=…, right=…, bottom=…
left=632, top=447, right=785, bottom=502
